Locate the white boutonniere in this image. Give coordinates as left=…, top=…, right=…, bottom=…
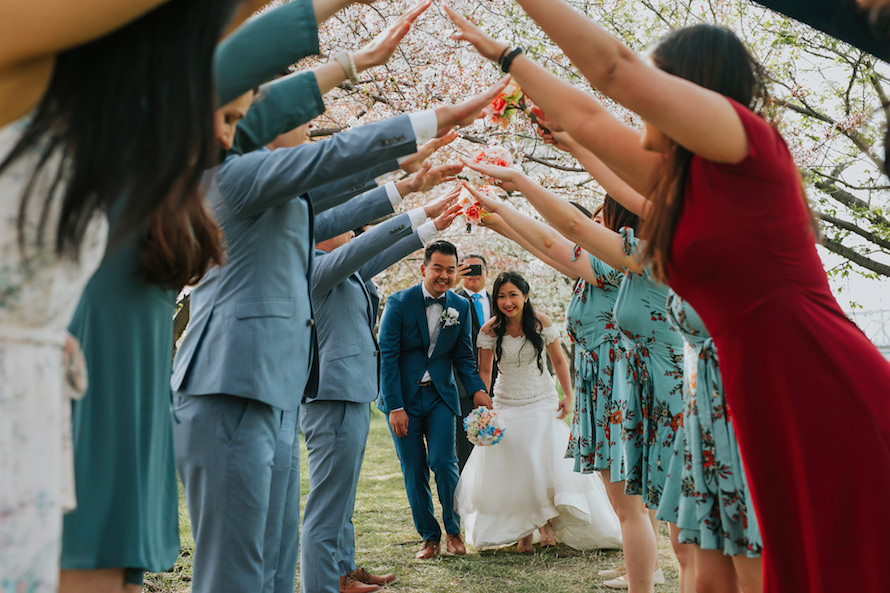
left=441, top=307, right=460, bottom=327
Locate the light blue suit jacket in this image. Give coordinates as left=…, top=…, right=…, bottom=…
left=378, top=285, right=486, bottom=416
left=171, top=116, right=418, bottom=411
left=309, top=213, right=425, bottom=404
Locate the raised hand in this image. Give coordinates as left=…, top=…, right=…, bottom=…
left=461, top=160, right=521, bottom=193
left=424, top=186, right=461, bottom=219
left=353, top=0, right=432, bottom=72
left=443, top=5, right=508, bottom=62
left=400, top=130, right=459, bottom=173
left=434, top=76, right=511, bottom=135
left=459, top=180, right=504, bottom=213
left=536, top=125, right=575, bottom=153
left=396, top=162, right=464, bottom=196
left=433, top=201, right=464, bottom=231
left=478, top=211, right=510, bottom=237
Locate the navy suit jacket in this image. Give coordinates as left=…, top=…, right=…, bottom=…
left=378, top=285, right=485, bottom=417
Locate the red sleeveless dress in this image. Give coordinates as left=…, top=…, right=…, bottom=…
left=668, top=99, right=890, bottom=592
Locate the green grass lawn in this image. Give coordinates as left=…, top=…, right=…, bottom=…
left=145, top=408, right=680, bottom=593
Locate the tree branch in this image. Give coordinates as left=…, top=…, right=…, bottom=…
left=813, top=177, right=890, bottom=231
left=821, top=237, right=890, bottom=277
left=819, top=212, right=890, bottom=251
left=775, top=97, right=884, bottom=170
left=522, top=154, right=586, bottom=173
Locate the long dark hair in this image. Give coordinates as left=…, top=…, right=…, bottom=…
left=491, top=271, right=545, bottom=373
left=140, top=195, right=225, bottom=290
left=2, top=0, right=239, bottom=257
left=602, top=194, right=640, bottom=233
left=640, top=24, right=766, bottom=281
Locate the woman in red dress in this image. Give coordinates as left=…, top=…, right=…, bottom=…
left=447, top=2, right=890, bottom=592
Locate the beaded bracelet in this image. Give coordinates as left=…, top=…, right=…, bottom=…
left=499, top=47, right=523, bottom=73
left=334, top=51, right=359, bottom=83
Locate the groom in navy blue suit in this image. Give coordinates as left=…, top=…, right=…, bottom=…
left=378, top=240, right=491, bottom=560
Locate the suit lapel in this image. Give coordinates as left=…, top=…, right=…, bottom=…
left=356, top=272, right=376, bottom=340
left=413, top=284, right=430, bottom=352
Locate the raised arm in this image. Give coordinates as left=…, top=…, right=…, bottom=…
left=535, top=115, right=652, bottom=218
left=0, top=0, right=170, bottom=66
left=359, top=194, right=462, bottom=279
left=217, top=114, right=419, bottom=218
left=214, top=0, right=320, bottom=105
left=231, top=71, right=324, bottom=154
left=0, top=0, right=177, bottom=124
left=462, top=167, right=638, bottom=273
left=312, top=214, right=414, bottom=297
left=444, top=5, right=658, bottom=194
left=482, top=213, right=578, bottom=279
left=510, top=0, right=748, bottom=164
left=480, top=204, right=608, bottom=285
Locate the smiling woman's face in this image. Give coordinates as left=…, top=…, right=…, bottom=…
left=496, top=281, right=526, bottom=320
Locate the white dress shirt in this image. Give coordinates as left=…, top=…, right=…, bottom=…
left=420, top=284, right=446, bottom=382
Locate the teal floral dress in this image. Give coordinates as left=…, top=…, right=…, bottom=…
left=656, top=291, right=762, bottom=557
left=565, top=249, right=626, bottom=481
left=613, top=229, right=684, bottom=509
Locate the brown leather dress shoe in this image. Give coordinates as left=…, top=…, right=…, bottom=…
left=339, top=574, right=380, bottom=593
left=349, top=567, right=397, bottom=586
left=445, top=533, right=466, bottom=555
left=415, top=539, right=440, bottom=559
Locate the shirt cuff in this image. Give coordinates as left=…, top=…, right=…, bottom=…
left=396, top=110, right=437, bottom=166
left=408, top=110, right=437, bottom=146
left=384, top=182, right=402, bottom=210
left=417, top=220, right=439, bottom=246
left=407, top=207, right=428, bottom=229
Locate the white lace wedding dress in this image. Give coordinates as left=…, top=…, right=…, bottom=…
left=455, top=325, right=622, bottom=550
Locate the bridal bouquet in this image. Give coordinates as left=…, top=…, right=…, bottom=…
left=463, top=406, right=505, bottom=446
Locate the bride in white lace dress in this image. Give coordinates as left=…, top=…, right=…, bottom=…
left=455, top=271, right=621, bottom=552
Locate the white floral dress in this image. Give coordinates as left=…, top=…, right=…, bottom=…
left=0, top=116, right=106, bottom=593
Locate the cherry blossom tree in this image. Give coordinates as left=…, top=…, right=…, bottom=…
left=292, top=0, right=890, bottom=319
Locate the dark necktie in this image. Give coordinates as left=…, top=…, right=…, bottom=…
left=425, top=295, right=446, bottom=308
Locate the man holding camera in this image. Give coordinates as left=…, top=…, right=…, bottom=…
left=454, top=254, right=495, bottom=471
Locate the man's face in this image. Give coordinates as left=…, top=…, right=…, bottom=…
left=421, top=251, right=458, bottom=297
left=461, top=257, right=487, bottom=293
